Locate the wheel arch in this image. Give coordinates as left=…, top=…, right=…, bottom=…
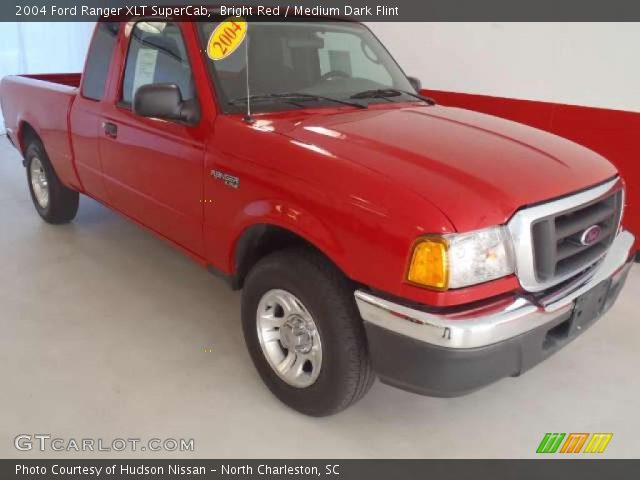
left=18, top=120, right=41, bottom=156
left=227, top=222, right=351, bottom=291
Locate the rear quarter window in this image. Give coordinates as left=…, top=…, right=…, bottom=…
left=81, top=22, right=120, bottom=101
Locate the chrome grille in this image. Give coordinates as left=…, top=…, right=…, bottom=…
left=531, top=190, right=623, bottom=282
left=507, top=177, right=624, bottom=292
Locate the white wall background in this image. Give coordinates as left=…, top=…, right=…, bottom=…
left=0, top=23, right=94, bottom=132
left=1, top=22, right=639, bottom=133
left=368, top=22, right=640, bottom=113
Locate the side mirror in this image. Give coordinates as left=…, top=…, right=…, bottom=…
left=133, top=83, right=199, bottom=124
left=407, top=76, right=422, bottom=92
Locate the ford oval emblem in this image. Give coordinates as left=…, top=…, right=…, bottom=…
left=580, top=225, right=602, bottom=246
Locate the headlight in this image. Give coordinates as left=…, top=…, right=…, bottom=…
left=407, top=226, right=515, bottom=290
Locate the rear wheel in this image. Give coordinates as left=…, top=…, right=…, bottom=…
left=25, top=139, right=79, bottom=224
left=241, top=247, right=375, bottom=416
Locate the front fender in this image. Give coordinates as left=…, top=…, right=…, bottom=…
left=227, top=198, right=349, bottom=277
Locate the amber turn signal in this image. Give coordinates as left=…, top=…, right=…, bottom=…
left=407, top=237, right=449, bottom=290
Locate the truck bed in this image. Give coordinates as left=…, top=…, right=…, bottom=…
left=0, top=73, right=82, bottom=191
left=20, top=73, right=82, bottom=88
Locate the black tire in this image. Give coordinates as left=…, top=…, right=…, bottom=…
left=25, top=138, right=79, bottom=224
left=241, top=247, right=375, bottom=416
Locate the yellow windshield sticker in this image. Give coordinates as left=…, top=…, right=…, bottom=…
left=207, top=17, right=248, bottom=61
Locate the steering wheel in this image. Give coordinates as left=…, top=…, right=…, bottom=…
left=320, top=70, right=351, bottom=82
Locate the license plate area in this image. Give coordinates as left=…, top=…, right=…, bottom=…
left=569, top=279, right=613, bottom=336
left=540, top=260, right=631, bottom=355
left=543, top=279, right=612, bottom=350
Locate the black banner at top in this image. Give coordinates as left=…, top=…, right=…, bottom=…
left=4, top=0, right=640, bottom=22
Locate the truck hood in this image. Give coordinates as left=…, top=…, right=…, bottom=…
left=264, top=104, right=617, bottom=232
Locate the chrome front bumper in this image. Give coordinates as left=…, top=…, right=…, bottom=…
left=355, top=230, right=635, bottom=350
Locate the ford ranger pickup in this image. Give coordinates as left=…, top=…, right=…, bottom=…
left=0, top=17, right=635, bottom=416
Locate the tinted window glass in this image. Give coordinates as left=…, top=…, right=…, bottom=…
left=82, top=22, right=120, bottom=101
left=317, top=31, right=392, bottom=86
left=121, top=22, right=194, bottom=105
left=198, top=21, right=414, bottom=112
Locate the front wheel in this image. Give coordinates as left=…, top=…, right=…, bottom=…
left=241, top=248, right=375, bottom=416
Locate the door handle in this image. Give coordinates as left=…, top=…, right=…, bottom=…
left=103, top=121, right=118, bottom=139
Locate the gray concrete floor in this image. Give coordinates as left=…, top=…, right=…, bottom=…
left=1, top=137, right=638, bottom=459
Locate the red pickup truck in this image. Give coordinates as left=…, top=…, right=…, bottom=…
left=1, top=17, right=635, bottom=416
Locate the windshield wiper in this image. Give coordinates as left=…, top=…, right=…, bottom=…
left=350, top=88, right=436, bottom=105
left=277, top=93, right=368, bottom=109
left=229, top=92, right=367, bottom=110
left=228, top=94, right=305, bottom=108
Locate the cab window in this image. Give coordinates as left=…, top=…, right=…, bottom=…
left=82, top=22, right=120, bottom=101
left=121, top=22, right=195, bottom=105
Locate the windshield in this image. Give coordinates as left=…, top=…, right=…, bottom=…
left=198, top=21, right=417, bottom=112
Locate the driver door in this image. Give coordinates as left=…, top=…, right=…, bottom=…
left=98, top=21, right=207, bottom=257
